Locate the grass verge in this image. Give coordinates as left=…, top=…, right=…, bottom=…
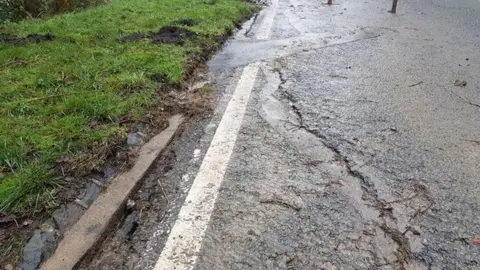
left=0, top=0, right=252, bottom=214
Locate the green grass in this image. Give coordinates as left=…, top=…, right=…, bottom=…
left=0, top=0, right=252, bottom=213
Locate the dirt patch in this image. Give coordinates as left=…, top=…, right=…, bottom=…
left=151, top=26, right=196, bottom=45
left=0, top=33, right=55, bottom=45
left=119, top=26, right=197, bottom=45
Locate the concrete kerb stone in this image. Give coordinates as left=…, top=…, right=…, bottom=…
left=40, top=114, right=185, bottom=270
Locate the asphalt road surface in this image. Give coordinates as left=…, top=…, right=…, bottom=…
left=84, top=0, right=480, bottom=269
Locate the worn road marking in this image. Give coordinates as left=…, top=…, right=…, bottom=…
left=256, top=0, right=279, bottom=40
left=153, top=63, right=260, bottom=270
left=154, top=0, right=278, bottom=268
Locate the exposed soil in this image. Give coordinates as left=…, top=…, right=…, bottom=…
left=0, top=33, right=55, bottom=45
left=119, top=25, right=197, bottom=45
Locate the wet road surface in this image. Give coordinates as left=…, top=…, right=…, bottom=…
left=83, top=0, right=480, bottom=269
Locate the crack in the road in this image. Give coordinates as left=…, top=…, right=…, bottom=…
left=311, top=130, right=413, bottom=269
left=261, top=64, right=442, bottom=269
left=297, top=123, right=414, bottom=268
left=271, top=67, right=417, bottom=268
left=437, top=82, right=480, bottom=109
left=451, top=91, right=480, bottom=109
left=259, top=198, right=302, bottom=211
left=379, top=224, right=412, bottom=269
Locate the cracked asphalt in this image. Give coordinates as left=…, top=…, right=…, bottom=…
left=83, top=0, right=480, bottom=269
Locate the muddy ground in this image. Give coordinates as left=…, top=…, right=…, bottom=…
left=119, top=25, right=197, bottom=45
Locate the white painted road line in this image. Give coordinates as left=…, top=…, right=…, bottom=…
left=154, top=0, right=278, bottom=268
left=153, top=63, right=260, bottom=270
left=256, top=0, right=279, bottom=40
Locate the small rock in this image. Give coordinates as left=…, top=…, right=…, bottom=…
left=127, top=133, right=143, bottom=146
left=454, top=80, right=467, bottom=87
left=126, top=199, right=136, bottom=210
left=52, top=203, right=85, bottom=233
left=20, top=230, right=58, bottom=270
left=79, top=182, right=101, bottom=205
left=116, top=212, right=138, bottom=239
left=4, top=264, right=14, bottom=270
left=40, top=222, right=55, bottom=233
left=22, top=219, right=33, bottom=227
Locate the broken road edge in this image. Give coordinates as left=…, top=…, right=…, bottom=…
left=40, top=114, right=185, bottom=270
